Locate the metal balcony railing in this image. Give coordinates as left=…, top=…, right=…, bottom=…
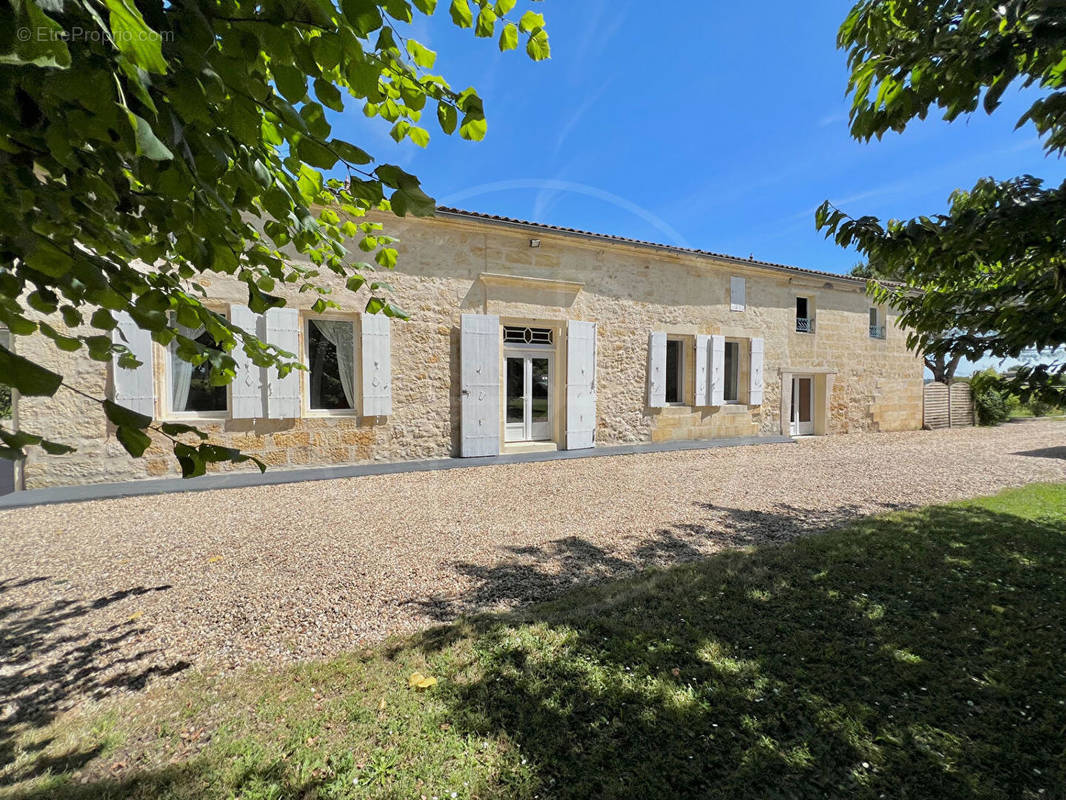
left=870, top=325, right=886, bottom=339
left=795, top=317, right=815, bottom=333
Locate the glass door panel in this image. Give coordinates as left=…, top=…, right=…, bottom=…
left=530, top=357, right=551, bottom=440
left=791, top=376, right=814, bottom=435
left=502, top=351, right=553, bottom=443
left=798, top=378, right=813, bottom=423
left=505, top=356, right=525, bottom=442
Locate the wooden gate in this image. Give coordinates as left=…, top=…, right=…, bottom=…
left=949, top=382, right=974, bottom=426
left=924, top=381, right=974, bottom=429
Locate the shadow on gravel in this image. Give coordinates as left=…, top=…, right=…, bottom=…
left=1013, top=446, right=1066, bottom=460
left=0, top=579, right=190, bottom=787
left=415, top=500, right=916, bottom=622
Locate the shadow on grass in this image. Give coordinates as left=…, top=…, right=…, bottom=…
left=409, top=498, right=1066, bottom=798
left=2, top=760, right=327, bottom=800
left=0, top=579, right=189, bottom=787
left=414, top=500, right=914, bottom=622
left=7, top=490, right=1066, bottom=799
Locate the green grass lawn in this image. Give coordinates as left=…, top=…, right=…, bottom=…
left=1008, top=405, right=1066, bottom=419
left=4, top=484, right=1066, bottom=799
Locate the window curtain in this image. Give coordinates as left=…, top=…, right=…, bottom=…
left=311, top=319, right=355, bottom=407
left=171, top=323, right=205, bottom=412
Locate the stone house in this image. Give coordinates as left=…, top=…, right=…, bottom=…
left=10, top=207, right=924, bottom=489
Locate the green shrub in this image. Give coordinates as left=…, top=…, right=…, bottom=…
left=0, top=385, right=9, bottom=420
left=974, top=387, right=1009, bottom=425
left=1028, top=398, right=1057, bottom=417
left=968, top=368, right=1001, bottom=397
left=968, top=369, right=1009, bottom=425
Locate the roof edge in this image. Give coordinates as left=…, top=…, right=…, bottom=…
left=433, top=206, right=869, bottom=287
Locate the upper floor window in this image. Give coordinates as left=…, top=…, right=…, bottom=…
left=869, top=307, right=886, bottom=339
left=169, top=317, right=227, bottom=416
left=665, top=338, right=685, bottom=403
left=306, top=318, right=356, bottom=410
left=796, top=297, right=814, bottom=333
left=730, top=276, right=746, bottom=311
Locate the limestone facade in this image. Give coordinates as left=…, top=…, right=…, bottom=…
left=12, top=209, right=924, bottom=488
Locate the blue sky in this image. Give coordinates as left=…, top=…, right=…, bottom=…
left=334, top=1, right=1064, bottom=373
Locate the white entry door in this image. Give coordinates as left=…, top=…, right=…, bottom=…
left=505, top=350, right=553, bottom=442
left=791, top=376, right=814, bottom=436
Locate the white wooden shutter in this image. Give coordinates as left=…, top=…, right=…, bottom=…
left=565, top=320, right=597, bottom=450
left=229, top=304, right=265, bottom=419
left=709, top=334, right=725, bottom=406
left=694, top=334, right=709, bottom=406
left=111, top=311, right=155, bottom=418
left=749, top=337, right=764, bottom=405
left=264, top=307, right=301, bottom=419
left=730, top=276, right=746, bottom=311
left=361, top=312, right=392, bottom=416
left=647, top=332, right=667, bottom=407
left=460, top=313, right=500, bottom=457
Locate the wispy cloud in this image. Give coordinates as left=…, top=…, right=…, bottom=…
left=818, top=110, right=849, bottom=129
left=568, top=0, right=630, bottom=82
left=551, top=78, right=614, bottom=157
left=441, top=178, right=693, bottom=248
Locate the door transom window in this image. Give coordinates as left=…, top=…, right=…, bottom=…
left=504, top=326, right=553, bottom=345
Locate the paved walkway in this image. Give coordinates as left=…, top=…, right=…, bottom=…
left=0, top=434, right=791, bottom=509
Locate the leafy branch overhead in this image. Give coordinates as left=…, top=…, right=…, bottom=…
left=817, top=0, right=1066, bottom=403
left=0, top=0, right=549, bottom=473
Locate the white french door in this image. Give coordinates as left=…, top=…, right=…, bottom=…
left=791, top=376, right=814, bottom=436
left=505, top=349, right=553, bottom=442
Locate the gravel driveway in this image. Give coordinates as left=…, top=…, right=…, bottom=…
left=1, top=420, right=1063, bottom=724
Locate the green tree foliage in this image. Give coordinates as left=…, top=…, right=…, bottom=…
left=848, top=260, right=971, bottom=383
left=818, top=0, right=1066, bottom=404
left=0, top=0, right=549, bottom=474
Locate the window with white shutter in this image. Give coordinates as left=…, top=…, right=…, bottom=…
left=565, top=320, right=596, bottom=450
left=694, top=334, right=709, bottom=406
left=264, top=307, right=301, bottom=419
left=460, top=313, right=501, bottom=457
left=709, top=334, right=725, bottom=406
left=360, top=312, right=391, bottom=416
left=749, top=337, right=764, bottom=405
left=111, top=311, right=156, bottom=418
left=230, top=304, right=265, bottom=419
left=647, top=332, right=667, bottom=407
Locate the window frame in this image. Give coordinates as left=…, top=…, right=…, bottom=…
left=722, top=338, right=748, bottom=405
left=664, top=336, right=686, bottom=405
left=163, top=307, right=230, bottom=421
left=302, top=311, right=359, bottom=417
left=730, top=276, right=746, bottom=312
left=869, top=307, right=886, bottom=339
left=795, top=296, right=815, bottom=334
